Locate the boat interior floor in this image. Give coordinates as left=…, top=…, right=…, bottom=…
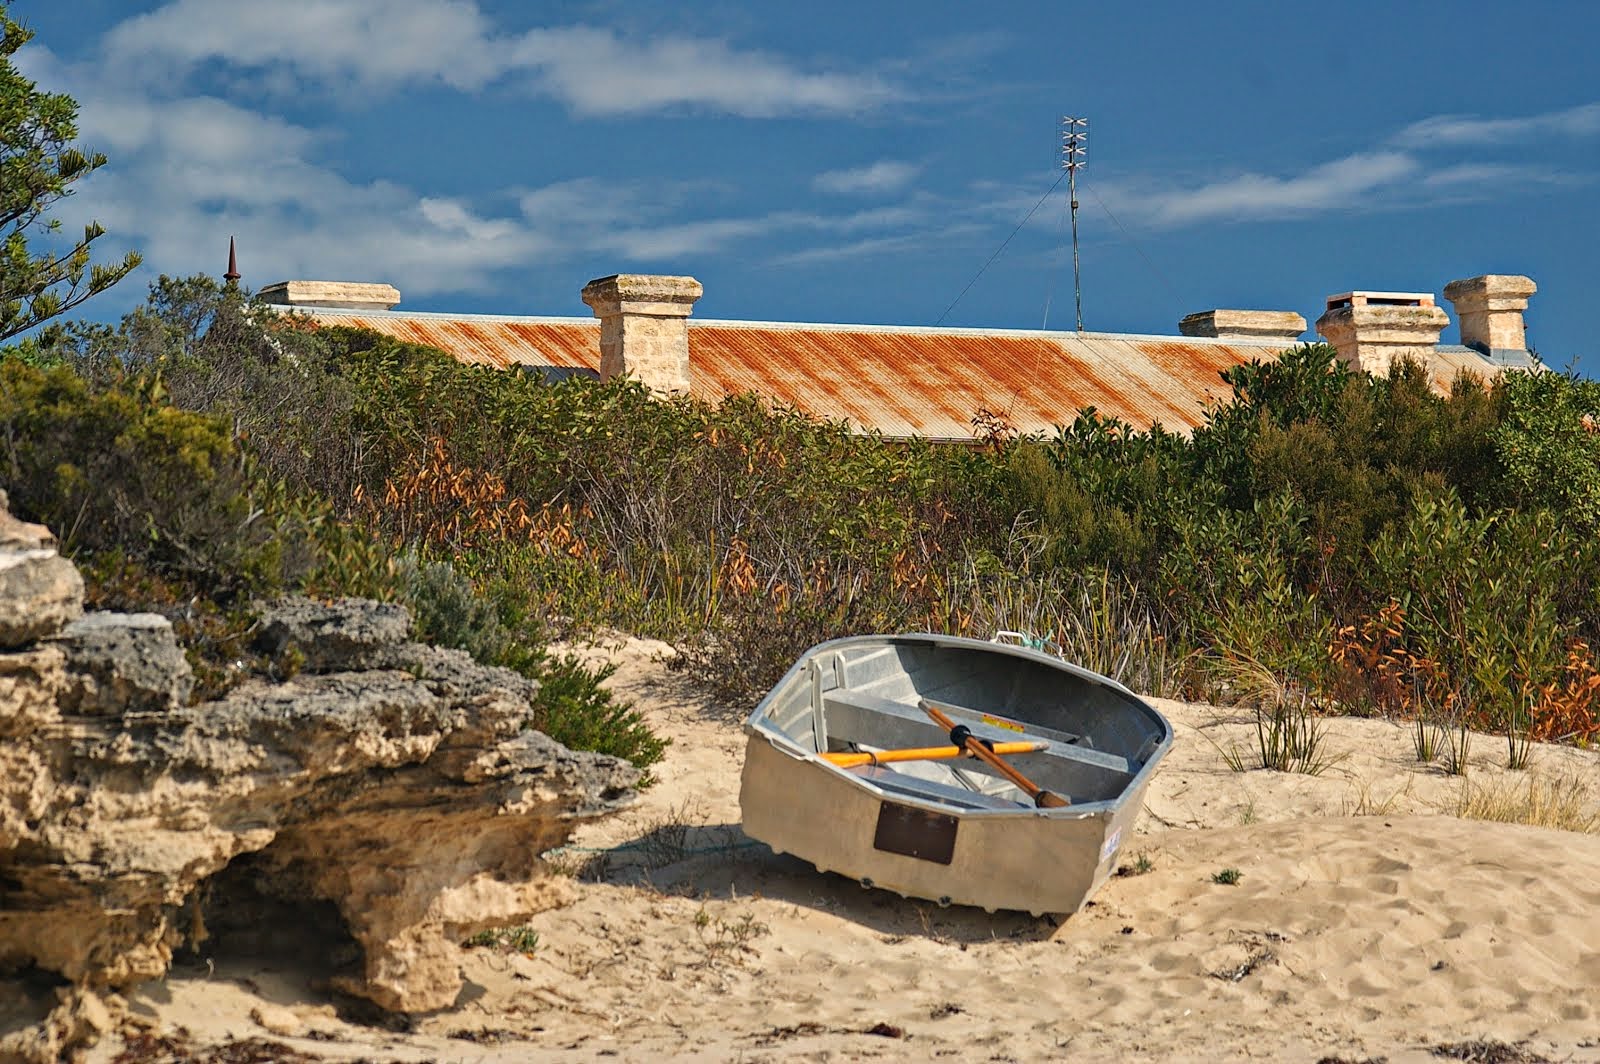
left=818, top=686, right=1140, bottom=811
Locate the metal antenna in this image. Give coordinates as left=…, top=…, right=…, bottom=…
left=1060, top=116, right=1088, bottom=331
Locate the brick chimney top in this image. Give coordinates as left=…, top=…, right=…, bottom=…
left=257, top=280, right=401, bottom=311
left=1178, top=309, right=1306, bottom=343
left=1443, top=274, right=1537, bottom=360
left=1323, top=291, right=1435, bottom=312
left=1315, top=290, right=1449, bottom=376
left=581, top=274, right=704, bottom=397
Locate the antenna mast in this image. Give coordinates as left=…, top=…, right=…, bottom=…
left=1060, top=116, right=1088, bottom=331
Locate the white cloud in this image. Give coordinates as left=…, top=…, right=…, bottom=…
left=1394, top=101, right=1600, bottom=148
left=813, top=160, right=923, bottom=196
left=607, top=216, right=801, bottom=259
left=32, top=70, right=926, bottom=297
left=1086, top=118, right=1594, bottom=232
left=1420, top=162, right=1576, bottom=189
left=510, top=27, right=899, bottom=118
left=30, top=51, right=543, bottom=296
left=582, top=204, right=934, bottom=262
left=1120, top=152, right=1422, bottom=228
left=99, top=0, right=902, bottom=117
left=10, top=1, right=929, bottom=303
left=775, top=225, right=985, bottom=267
left=103, top=0, right=514, bottom=93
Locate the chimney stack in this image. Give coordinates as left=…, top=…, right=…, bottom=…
left=581, top=274, right=704, bottom=397
left=257, top=280, right=401, bottom=311
left=1443, top=274, right=1536, bottom=359
left=1178, top=309, right=1306, bottom=344
left=1314, top=291, right=1448, bottom=375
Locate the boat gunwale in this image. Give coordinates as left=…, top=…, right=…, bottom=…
left=743, top=632, right=1174, bottom=820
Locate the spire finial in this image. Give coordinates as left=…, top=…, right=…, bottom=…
left=223, top=236, right=241, bottom=284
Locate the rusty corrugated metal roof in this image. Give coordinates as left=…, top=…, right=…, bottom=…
left=291, top=306, right=1503, bottom=439
left=1431, top=345, right=1508, bottom=393
left=682, top=322, right=1264, bottom=437
left=307, top=309, right=600, bottom=372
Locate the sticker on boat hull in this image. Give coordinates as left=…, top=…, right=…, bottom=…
left=980, top=713, right=1026, bottom=733
left=1100, top=826, right=1123, bottom=862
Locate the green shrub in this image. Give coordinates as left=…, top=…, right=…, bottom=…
left=19, top=276, right=1600, bottom=756
left=2, top=312, right=669, bottom=773
left=1494, top=368, right=1600, bottom=528
left=0, top=356, right=319, bottom=598
left=390, top=549, right=664, bottom=770
left=529, top=654, right=667, bottom=774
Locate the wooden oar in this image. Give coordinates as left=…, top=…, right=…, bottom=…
left=823, top=740, right=1047, bottom=769
left=919, top=699, right=1070, bottom=808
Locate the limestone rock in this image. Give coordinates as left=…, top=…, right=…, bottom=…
left=0, top=645, right=67, bottom=739
left=0, top=988, right=115, bottom=1064
left=54, top=612, right=193, bottom=715
left=4, top=641, right=636, bottom=991
left=0, top=489, right=83, bottom=651
left=253, top=595, right=412, bottom=671
left=0, top=550, right=82, bottom=650
left=0, top=491, right=56, bottom=550
left=248, top=1003, right=305, bottom=1037
left=0, top=531, right=642, bottom=1051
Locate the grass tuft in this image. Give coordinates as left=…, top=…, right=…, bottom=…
left=1115, top=852, right=1155, bottom=877
left=1429, top=1039, right=1552, bottom=1063
left=1448, top=774, right=1599, bottom=834
left=692, top=907, right=768, bottom=968
left=463, top=925, right=540, bottom=954
left=1341, top=777, right=1414, bottom=818
left=1218, top=693, right=1344, bottom=776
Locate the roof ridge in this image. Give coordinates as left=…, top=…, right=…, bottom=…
left=283, top=305, right=1297, bottom=347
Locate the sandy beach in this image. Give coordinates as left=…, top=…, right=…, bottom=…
left=90, top=635, right=1600, bottom=1063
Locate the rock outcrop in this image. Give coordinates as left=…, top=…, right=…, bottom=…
left=0, top=490, right=82, bottom=649
left=0, top=497, right=639, bottom=1062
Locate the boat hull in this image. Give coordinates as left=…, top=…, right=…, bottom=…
left=739, top=633, right=1171, bottom=916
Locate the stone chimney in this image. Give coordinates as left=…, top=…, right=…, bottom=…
left=580, top=274, right=704, bottom=397
left=1443, top=274, right=1536, bottom=359
left=1314, top=291, right=1449, bottom=375
left=1178, top=309, right=1306, bottom=344
left=257, top=280, right=402, bottom=311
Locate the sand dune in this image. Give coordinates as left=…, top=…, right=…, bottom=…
left=92, top=635, right=1600, bottom=1063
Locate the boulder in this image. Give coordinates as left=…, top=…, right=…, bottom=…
left=0, top=490, right=55, bottom=550
left=253, top=595, right=412, bottom=671
left=0, top=551, right=82, bottom=649
left=0, top=502, right=642, bottom=1060
left=0, top=489, right=83, bottom=649
left=54, top=612, right=193, bottom=715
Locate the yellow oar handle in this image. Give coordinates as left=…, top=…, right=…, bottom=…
left=919, top=699, right=1070, bottom=809
left=823, top=740, right=1047, bottom=769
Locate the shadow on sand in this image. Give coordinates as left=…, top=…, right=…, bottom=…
left=570, top=819, right=1066, bottom=945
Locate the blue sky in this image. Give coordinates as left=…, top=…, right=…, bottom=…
left=15, top=1, right=1600, bottom=369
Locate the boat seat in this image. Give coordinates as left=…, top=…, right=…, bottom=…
left=846, top=764, right=1025, bottom=811
left=821, top=687, right=1137, bottom=777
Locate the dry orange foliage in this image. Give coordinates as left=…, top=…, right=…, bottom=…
left=1329, top=602, right=1600, bottom=743
left=355, top=438, right=535, bottom=549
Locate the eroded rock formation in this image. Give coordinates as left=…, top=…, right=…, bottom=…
left=0, top=494, right=639, bottom=1062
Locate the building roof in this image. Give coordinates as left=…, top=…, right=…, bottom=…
left=295, top=306, right=1311, bottom=439
left=1431, top=345, right=1520, bottom=391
